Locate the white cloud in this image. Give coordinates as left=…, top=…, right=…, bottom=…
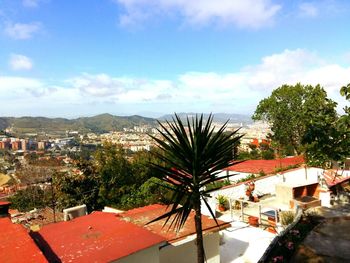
left=9, top=54, right=33, bottom=71
left=0, top=49, right=349, bottom=116
left=299, top=2, right=318, bottom=17
left=116, top=0, right=281, bottom=28
left=4, top=22, right=41, bottom=40
left=23, top=0, right=40, bottom=8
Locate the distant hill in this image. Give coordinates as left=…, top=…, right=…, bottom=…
left=159, top=113, right=253, bottom=124
left=0, top=114, right=158, bottom=136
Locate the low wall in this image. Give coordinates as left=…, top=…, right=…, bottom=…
left=210, top=167, right=325, bottom=207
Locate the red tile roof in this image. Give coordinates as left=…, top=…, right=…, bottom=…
left=226, top=156, right=304, bottom=175
left=323, top=170, right=350, bottom=187
left=33, top=212, right=165, bottom=263
left=0, top=217, right=47, bottom=263
left=119, top=204, right=231, bottom=243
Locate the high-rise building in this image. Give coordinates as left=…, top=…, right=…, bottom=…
left=21, top=139, right=28, bottom=151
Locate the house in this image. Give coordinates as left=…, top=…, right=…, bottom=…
left=118, top=204, right=231, bottom=263
left=0, top=202, right=47, bottom=263
left=31, top=204, right=229, bottom=263
left=32, top=211, right=166, bottom=263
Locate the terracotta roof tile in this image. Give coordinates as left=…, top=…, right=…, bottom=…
left=0, top=217, right=47, bottom=263
left=33, top=212, right=165, bottom=262
left=323, top=170, right=350, bottom=187
left=226, top=156, right=304, bottom=175
left=120, top=204, right=230, bottom=243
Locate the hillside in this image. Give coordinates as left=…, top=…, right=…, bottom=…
left=159, top=112, right=253, bottom=124
left=0, top=114, right=157, bottom=136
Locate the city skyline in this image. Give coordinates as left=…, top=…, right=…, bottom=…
left=0, top=0, right=350, bottom=118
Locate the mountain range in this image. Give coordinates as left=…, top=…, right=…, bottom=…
left=0, top=113, right=252, bottom=136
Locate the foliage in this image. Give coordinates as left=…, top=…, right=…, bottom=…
left=55, top=169, right=101, bottom=213
left=274, top=164, right=300, bottom=173
left=266, top=214, right=321, bottom=262
left=119, top=177, right=173, bottom=209
left=280, top=211, right=295, bottom=226
left=216, top=195, right=228, bottom=206
left=0, top=114, right=157, bottom=136
left=55, top=145, right=172, bottom=212
left=253, top=84, right=338, bottom=159
left=205, top=179, right=231, bottom=192
left=148, top=113, right=242, bottom=263
left=16, top=165, right=56, bottom=184
left=236, top=150, right=252, bottom=160
left=9, top=186, right=51, bottom=212
left=235, top=174, right=256, bottom=184
left=94, top=143, right=134, bottom=206
left=237, top=145, right=275, bottom=161
left=261, top=149, right=275, bottom=160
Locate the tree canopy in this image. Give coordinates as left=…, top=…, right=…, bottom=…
left=252, top=83, right=347, bottom=166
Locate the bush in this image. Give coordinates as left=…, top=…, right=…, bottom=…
left=280, top=211, right=295, bottom=226
left=206, top=179, right=231, bottom=191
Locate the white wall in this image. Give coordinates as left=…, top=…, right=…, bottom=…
left=211, top=175, right=278, bottom=200
left=216, top=170, right=251, bottom=183
left=210, top=167, right=324, bottom=204
left=278, top=167, right=323, bottom=185
left=116, top=245, right=160, bottom=263
left=160, top=232, right=220, bottom=263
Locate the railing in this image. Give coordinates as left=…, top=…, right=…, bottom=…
left=258, top=207, right=303, bottom=262
left=229, top=198, right=279, bottom=228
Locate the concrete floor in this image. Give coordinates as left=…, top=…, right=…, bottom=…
left=220, top=221, right=276, bottom=263
left=218, top=196, right=294, bottom=263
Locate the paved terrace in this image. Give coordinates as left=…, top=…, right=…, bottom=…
left=216, top=196, right=290, bottom=263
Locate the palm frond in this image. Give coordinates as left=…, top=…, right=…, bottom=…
left=148, top=113, right=243, bottom=232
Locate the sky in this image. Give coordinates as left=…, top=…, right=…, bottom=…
left=0, top=0, right=349, bottom=118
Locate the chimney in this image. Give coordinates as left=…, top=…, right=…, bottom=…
left=0, top=201, right=11, bottom=218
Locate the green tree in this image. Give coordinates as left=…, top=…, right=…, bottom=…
left=55, top=167, right=101, bottom=212
left=119, top=177, right=173, bottom=209
left=94, top=143, right=133, bottom=207
left=148, top=114, right=242, bottom=263
left=261, top=149, right=275, bottom=160
left=253, top=84, right=338, bottom=158
left=9, top=186, right=50, bottom=212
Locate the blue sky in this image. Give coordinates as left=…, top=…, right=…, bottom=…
left=0, top=0, right=349, bottom=118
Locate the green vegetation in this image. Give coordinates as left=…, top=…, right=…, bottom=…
left=147, top=114, right=242, bottom=263
left=274, top=164, right=300, bottom=173
left=253, top=83, right=348, bottom=167
left=9, top=145, right=173, bottom=213
left=205, top=179, right=231, bottom=191
left=234, top=171, right=266, bottom=184
left=266, top=213, right=321, bottom=262
left=0, top=113, right=157, bottom=136
left=9, top=186, right=51, bottom=212
left=280, top=211, right=295, bottom=226
left=216, top=195, right=228, bottom=207
left=237, top=142, right=275, bottom=160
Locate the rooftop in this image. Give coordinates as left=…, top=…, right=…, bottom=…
left=0, top=217, right=47, bottom=263
left=226, top=156, right=304, bottom=174
left=119, top=204, right=231, bottom=243
left=33, top=211, right=166, bottom=263
left=323, top=170, right=350, bottom=187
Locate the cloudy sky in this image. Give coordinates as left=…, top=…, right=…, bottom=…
left=0, top=0, right=349, bottom=118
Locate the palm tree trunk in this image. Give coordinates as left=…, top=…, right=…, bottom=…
left=194, top=199, right=205, bottom=263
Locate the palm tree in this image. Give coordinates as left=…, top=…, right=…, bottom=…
left=148, top=114, right=242, bottom=263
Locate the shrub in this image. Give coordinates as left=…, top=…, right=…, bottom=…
left=206, top=179, right=231, bottom=191
left=280, top=211, right=295, bottom=226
